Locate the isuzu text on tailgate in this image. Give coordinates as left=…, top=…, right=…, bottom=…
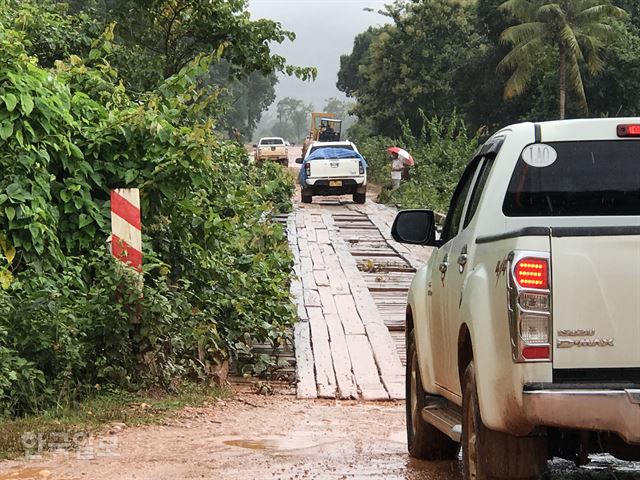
left=392, top=118, right=640, bottom=480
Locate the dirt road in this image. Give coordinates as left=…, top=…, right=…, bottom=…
left=1, top=151, right=639, bottom=479
left=2, top=387, right=639, bottom=480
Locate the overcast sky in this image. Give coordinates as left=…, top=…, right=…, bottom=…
left=247, top=0, right=390, bottom=111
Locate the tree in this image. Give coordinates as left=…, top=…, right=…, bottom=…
left=336, top=1, right=483, bottom=137
left=323, top=98, right=353, bottom=119
left=499, top=0, right=626, bottom=119
left=62, top=0, right=316, bottom=91
left=337, top=27, right=379, bottom=97
left=208, top=60, right=277, bottom=140
left=275, top=97, right=313, bottom=141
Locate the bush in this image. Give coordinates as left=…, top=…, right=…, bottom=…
left=356, top=112, right=480, bottom=213
left=0, top=19, right=295, bottom=416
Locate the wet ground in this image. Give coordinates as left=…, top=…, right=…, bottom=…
left=0, top=388, right=639, bottom=480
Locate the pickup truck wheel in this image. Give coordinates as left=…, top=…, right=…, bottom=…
left=301, top=191, right=313, bottom=203
left=406, top=331, right=459, bottom=460
left=353, top=192, right=366, bottom=204
left=462, top=363, right=547, bottom=479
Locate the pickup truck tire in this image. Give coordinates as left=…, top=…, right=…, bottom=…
left=353, top=192, right=366, bottom=204
left=301, top=190, right=313, bottom=203
left=406, top=331, right=459, bottom=460
left=462, top=363, right=547, bottom=479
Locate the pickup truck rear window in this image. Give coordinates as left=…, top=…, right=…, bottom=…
left=503, top=140, right=640, bottom=217
left=259, top=139, right=284, bottom=146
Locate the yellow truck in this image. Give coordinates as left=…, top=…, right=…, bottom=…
left=302, top=113, right=343, bottom=158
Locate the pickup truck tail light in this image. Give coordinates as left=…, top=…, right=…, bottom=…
left=305, top=163, right=311, bottom=178
left=508, top=252, right=552, bottom=363
left=359, top=161, right=365, bottom=175
left=514, top=258, right=548, bottom=289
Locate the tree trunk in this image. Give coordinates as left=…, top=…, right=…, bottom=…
left=559, top=42, right=566, bottom=120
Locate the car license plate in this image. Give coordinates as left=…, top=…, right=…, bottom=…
left=329, top=180, right=342, bottom=187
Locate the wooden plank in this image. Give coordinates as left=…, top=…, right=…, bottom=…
left=327, top=268, right=351, bottom=295
left=390, top=331, right=407, bottom=366
left=294, top=322, right=317, bottom=399
left=324, top=312, right=345, bottom=340
left=304, top=289, right=321, bottom=307
left=311, top=214, right=325, bottom=229
left=351, top=283, right=388, bottom=328
left=304, top=213, right=316, bottom=230
left=300, top=257, right=317, bottom=290
left=313, top=269, right=330, bottom=287
left=290, top=278, right=303, bottom=299
left=290, top=277, right=308, bottom=322
left=325, top=313, right=358, bottom=399
left=365, top=322, right=405, bottom=400
left=321, top=214, right=339, bottom=232
left=297, top=303, right=309, bottom=321
left=306, top=227, right=317, bottom=243
left=308, top=307, right=337, bottom=398
left=366, top=212, right=431, bottom=271
left=316, top=229, right=331, bottom=244
left=318, top=286, right=337, bottom=314
left=334, top=294, right=365, bottom=335
left=309, top=243, right=325, bottom=269
left=298, top=237, right=310, bottom=257
left=346, top=334, right=389, bottom=400
left=320, top=244, right=341, bottom=270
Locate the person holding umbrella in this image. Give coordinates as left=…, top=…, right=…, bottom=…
left=386, top=147, right=414, bottom=190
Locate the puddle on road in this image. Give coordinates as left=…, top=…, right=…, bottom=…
left=0, top=469, right=51, bottom=480
left=223, top=439, right=279, bottom=451
left=223, top=436, right=333, bottom=454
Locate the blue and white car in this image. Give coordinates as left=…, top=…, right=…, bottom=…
left=296, top=141, right=367, bottom=204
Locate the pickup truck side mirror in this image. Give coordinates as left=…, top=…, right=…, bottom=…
left=295, top=157, right=304, bottom=164
left=252, top=144, right=258, bottom=148
left=391, top=210, right=438, bottom=246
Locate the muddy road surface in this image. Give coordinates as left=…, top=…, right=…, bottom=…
left=1, top=390, right=639, bottom=480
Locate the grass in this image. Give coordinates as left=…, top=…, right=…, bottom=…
left=0, top=383, right=231, bottom=460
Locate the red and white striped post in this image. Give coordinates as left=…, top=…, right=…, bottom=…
left=110, top=189, right=142, bottom=272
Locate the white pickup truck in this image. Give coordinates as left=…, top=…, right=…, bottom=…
left=255, top=137, right=288, bottom=165
left=296, top=141, right=367, bottom=204
left=392, top=118, right=640, bottom=479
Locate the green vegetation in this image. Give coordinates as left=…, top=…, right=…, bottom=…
left=357, top=113, right=479, bottom=213
left=341, top=0, right=639, bottom=211
left=0, top=0, right=301, bottom=420
left=499, top=0, right=626, bottom=118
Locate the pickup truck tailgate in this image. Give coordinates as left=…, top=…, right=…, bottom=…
left=552, top=234, right=640, bottom=369
left=309, top=158, right=361, bottom=178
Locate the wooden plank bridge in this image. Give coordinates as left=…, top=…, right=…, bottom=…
left=287, top=201, right=432, bottom=400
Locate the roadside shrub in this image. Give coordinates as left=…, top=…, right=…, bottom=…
left=356, top=112, right=480, bottom=213
left=0, top=19, right=295, bottom=416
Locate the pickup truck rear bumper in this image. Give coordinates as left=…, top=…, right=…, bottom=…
left=303, top=178, right=366, bottom=196
left=523, top=388, right=640, bottom=444
left=305, top=177, right=366, bottom=186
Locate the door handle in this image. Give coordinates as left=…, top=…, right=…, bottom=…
left=439, top=254, right=449, bottom=274
left=457, top=245, right=468, bottom=273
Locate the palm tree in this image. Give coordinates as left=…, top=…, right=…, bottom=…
left=498, top=0, right=625, bottom=119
